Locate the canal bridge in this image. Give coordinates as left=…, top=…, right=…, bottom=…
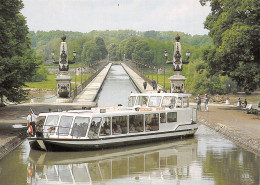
left=72, top=62, right=157, bottom=107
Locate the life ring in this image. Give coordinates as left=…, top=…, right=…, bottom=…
left=28, top=165, right=33, bottom=177
left=27, top=125, right=33, bottom=136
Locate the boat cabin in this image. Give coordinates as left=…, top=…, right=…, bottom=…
left=128, top=93, right=191, bottom=108
left=35, top=93, right=196, bottom=140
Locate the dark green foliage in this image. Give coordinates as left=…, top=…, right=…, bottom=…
left=81, top=40, right=102, bottom=64
left=28, top=31, right=85, bottom=60
left=143, top=31, right=159, bottom=39
left=132, top=40, right=154, bottom=64
left=0, top=0, right=39, bottom=103
left=200, top=0, right=260, bottom=93
left=95, top=37, right=108, bottom=59
left=30, top=32, right=108, bottom=66
left=108, top=43, right=121, bottom=61
left=124, top=37, right=140, bottom=60
left=30, top=63, right=49, bottom=82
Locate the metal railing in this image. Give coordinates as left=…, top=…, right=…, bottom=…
left=71, top=62, right=108, bottom=100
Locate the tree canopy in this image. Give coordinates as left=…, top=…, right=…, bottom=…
left=200, top=0, right=260, bottom=93
left=0, top=0, right=39, bottom=104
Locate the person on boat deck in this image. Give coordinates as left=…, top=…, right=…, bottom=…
left=142, top=101, right=147, bottom=107
left=89, top=121, right=99, bottom=135
left=136, top=123, right=143, bottom=132
left=103, top=121, right=110, bottom=135
left=146, top=123, right=152, bottom=130
left=27, top=110, right=37, bottom=136
left=115, top=125, right=122, bottom=133
left=129, top=124, right=135, bottom=132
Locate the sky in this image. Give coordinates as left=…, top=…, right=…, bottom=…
left=21, top=0, right=211, bottom=36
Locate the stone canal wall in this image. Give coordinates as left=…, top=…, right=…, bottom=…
left=0, top=126, right=27, bottom=160
left=198, top=113, right=260, bottom=156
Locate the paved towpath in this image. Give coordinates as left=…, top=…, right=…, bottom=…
left=121, top=63, right=156, bottom=93
left=73, top=63, right=112, bottom=105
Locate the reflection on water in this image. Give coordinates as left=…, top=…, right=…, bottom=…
left=27, top=139, right=197, bottom=184
left=97, top=64, right=137, bottom=107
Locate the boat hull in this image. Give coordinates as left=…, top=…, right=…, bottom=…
left=28, top=126, right=198, bottom=152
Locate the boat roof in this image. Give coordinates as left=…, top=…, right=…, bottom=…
left=38, top=93, right=192, bottom=117
left=38, top=106, right=175, bottom=117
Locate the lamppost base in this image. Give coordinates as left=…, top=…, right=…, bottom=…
left=169, top=75, right=186, bottom=93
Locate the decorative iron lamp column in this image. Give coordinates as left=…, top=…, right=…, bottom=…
left=164, top=34, right=190, bottom=93
left=54, top=35, right=76, bottom=103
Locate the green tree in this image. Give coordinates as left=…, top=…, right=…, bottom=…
left=132, top=40, right=154, bottom=64
left=0, top=0, right=38, bottom=104
left=200, top=0, right=260, bottom=93
left=185, top=59, right=238, bottom=94
left=81, top=40, right=101, bottom=64
left=124, top=37, right=140, bottom=59
left=108, top=43, right=121, bottom=61
left=30, top=62, right=49, bottom=82
left=95, top=37, right=108, bottom=59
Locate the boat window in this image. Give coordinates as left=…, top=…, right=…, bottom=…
left=129, top=114, right=144, bottom=133
left=145, top=113, right=159, bottom=131
left=100, top=117, right=111, bottom=136
left=161, top=96, right=175, bottom=108
left=167, top=112, right=177, bottom=122
left=176, top=97, right=183, bottom=108
left=160, top=113, right=166, bottom=123
left=136, top=96, right=148, bottom=107
left=183, top=97, right=189, bottom=108
left=88, top=117, right=101, bottom=137
left=71, top=117, right=90, bottom=138
left=148, top=96, right=162, bottom=107
left=57, top=116, right=73, bottom=136
left=128, top=96, right=136, bottom=107
left=43, top=115, right=59, bottom=135
left=112, top=116, right=127, bottom=135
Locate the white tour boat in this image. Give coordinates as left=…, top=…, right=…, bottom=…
left=28, top=93, right=198, bottom=151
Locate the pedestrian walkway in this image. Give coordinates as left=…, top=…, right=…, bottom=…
left=121, top=63, right=156, bottom=93
left=73, top=63, right=112, bottom=105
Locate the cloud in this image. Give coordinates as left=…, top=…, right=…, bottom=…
left=21, top=0, right=211, bottom=35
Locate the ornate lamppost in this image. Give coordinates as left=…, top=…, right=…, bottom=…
left=164, top=34, right=190, bottom=93
left=52, top=35, right=77, bottom=103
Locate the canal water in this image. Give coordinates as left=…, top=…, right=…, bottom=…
left=0, top=65, right=259, bottom=185
left=96, top=64, right=137, bottom=107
